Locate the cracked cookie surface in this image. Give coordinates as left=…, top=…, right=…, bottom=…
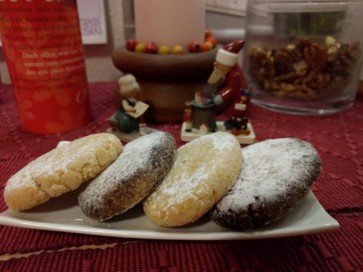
left=211, top=138, right=321, bottom=231
left=4, top=133, right=122, bottom=211
left=143, top=132, right=242, bottom=227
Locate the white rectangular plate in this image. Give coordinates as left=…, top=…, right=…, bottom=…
left=0, top=190, right=339, bottom=241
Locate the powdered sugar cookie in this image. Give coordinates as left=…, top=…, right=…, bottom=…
left=4, top=133, right=122, bottom=211
left=143, top=132, right=242, bottom=227
left=211, top=138, right=321, bottom=230
left=78, top=132, right=176, bottom=221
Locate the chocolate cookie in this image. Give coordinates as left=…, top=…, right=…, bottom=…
left=211, top=138, right=321, bottom=231
left=78, top=132, right=176, bottom=221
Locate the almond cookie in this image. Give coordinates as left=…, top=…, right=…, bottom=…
left=78, top=132, right=176, bottom=221
left=211, top=138, right=321, bottom=231
left=4, top=133, right=122, bottom=211
left=143, top=132, right=242, bottom=227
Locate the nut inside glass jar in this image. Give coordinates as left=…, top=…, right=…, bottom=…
left=244, top=1, right=363, bottom=115
left=248, top=36, right=361, bottom=101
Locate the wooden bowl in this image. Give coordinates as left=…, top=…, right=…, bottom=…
left=112, top=47, right=217, bottom=123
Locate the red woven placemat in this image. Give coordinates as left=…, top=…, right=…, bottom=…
left=0, top=213, right=362, bottom=271
left=1, top=83, right=362, bottom=271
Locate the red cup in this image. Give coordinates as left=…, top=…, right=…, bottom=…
left=0, top=0, right=92, bottom=134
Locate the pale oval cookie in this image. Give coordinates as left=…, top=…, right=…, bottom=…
left=78, top=132, right=176, bottom=221
left=4, top=133, right=122, bottom=211
left=211, top=138, right=321, bottom=230
left=143, top=132, right=242, bottom=227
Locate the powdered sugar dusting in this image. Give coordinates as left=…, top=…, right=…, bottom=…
left=78, top=132, right=176, bottom=221
left=5, top=133, right=121, bottom=192
left=159, top=132, right=240, bottom=204
left=97, top=132, right=175, bottom=183
left=144, top=132, right=243, bottom=226
left=4, top=133, right=122, bottom=211
left=216, top=138, right=321, bottom=213
left=207, top=131, right=240, bottom=152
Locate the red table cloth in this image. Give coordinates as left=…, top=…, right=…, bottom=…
left=0, top=82, right=362, bottom=271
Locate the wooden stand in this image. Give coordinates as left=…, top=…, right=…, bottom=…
left=112, top=47, right=217, bottom=123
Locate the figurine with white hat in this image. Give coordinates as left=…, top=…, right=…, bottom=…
left=181, top=40, right=256, bottom=144
left=209, top=40, right=253, bottom=135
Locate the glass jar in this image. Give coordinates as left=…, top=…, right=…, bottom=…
left=243, top=0, right=363, bottom=115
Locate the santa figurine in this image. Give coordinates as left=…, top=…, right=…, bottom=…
left=208, top=40, right=252, bottom=135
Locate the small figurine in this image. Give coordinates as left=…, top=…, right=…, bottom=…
left=208, top=40, right=252, bottom=135
left=183, top=101, right=193, bottom=132
left=107, top=74, right=157, bottom=142
left=224, top=86, right=253, bottom=136
left=104, top=74, right=154, bottom=142
left=191, top=89, right=217, bottom=133
left=115, top=74, right=149, bottom=135
left=180, top=40, right=256, bottom=144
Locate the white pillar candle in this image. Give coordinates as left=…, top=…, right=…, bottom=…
left=134, top=0, right=206, bottom=50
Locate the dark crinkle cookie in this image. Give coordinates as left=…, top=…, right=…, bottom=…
left=78, top=132, right=176, bottom=221
left=211, top=138, right=321, bottom=231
